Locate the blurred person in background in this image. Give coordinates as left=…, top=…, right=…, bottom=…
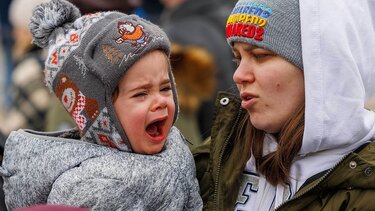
left=0, top=0, right=14, bottom=111
left=67, top=0, right=164, bottom=24
left=170, top=43, right=216, bottom=146
left=1, top=1, right=51, bottom=210
left=159, top=0, right=237, bottom=140
left=219, top=0, right=237, bottom=15
left=67, top=0, right=142, bottom=15
left=138, top=0, right=164, bottom=23
left=0, top=0, right=52, bottom=137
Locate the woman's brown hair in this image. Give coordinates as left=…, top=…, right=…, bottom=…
left=235, top=104, right=305, bottom=186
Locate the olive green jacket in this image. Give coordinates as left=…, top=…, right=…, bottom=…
left=192, top=92, right=375, bottom=211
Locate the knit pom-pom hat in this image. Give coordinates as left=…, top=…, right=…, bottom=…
left=226, top=0, right=303, bottom=70
left=29, top=0, right=178, bottom=152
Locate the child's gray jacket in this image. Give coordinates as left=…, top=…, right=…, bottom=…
left=0, top=127, right=202, bottom=211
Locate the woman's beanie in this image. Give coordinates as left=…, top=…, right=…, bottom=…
left=29, top=0, right=178, bottom=152
left=226, top=0, right=303, bottom=70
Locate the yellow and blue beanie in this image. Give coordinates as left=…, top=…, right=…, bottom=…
left=226, top=0, right=303, bottom=70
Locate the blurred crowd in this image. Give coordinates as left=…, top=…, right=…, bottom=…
left=0, top=0, right=238, bottom=149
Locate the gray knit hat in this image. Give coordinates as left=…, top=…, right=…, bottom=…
left=226, top=0, right=303, bottom=70
left=29, top=0, right=178, bottom=152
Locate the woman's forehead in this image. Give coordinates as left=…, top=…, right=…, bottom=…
left=233, top=42, right=261, bottom=50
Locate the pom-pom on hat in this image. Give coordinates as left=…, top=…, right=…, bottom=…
left=226, top=0, right=303, bottom=70
left=29, top=0, right=177, bottom=152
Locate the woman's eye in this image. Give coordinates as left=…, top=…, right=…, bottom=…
left=232, top=58, right=241, bottom=66
left=254, top=54, right=270, bottom=59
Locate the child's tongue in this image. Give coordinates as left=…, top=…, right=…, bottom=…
left=146, top=123, right=160, bottom=137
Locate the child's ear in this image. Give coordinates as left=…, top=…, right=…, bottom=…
left=112, top=86, right=120, bottom=104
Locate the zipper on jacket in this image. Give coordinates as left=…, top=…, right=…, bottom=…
left=274, top=152, right=352, bottom=210
left=213, top=107, right=243, bottom=210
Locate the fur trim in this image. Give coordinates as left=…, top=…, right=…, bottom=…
left=171, top=43, right=216, bottom=112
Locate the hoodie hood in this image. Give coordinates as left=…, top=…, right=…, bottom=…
left=288, top=0, right=375, bottom=187
left=300, top=1, right=375, bottom=155
left=243, top=1, right=375, bottom=208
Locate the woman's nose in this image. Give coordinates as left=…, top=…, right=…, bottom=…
left=233, top=61, right=255, bottom=85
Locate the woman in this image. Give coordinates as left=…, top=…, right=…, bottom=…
left=193, top=0, right=375, bottom=210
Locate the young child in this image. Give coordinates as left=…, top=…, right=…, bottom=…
left=0, top=0, right=202, bottom=210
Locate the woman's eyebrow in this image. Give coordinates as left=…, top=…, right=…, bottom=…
left=233, top=45, right=258, bottom=54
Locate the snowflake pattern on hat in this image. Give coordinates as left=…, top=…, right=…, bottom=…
left=44, top=12, right=107, bottom=91
left=82, top=107, right=129, bottom=151
left=55, top=74, right=99, bottom=132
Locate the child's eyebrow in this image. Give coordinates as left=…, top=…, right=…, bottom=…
left=161, top=78, right=171, bottom=85
left=128, top=83, right=152, bottom=92
left=128, top=78, right=171, bottom=92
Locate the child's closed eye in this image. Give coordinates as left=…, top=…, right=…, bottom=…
left=160, top=85, right=172, bottom=92
left=133, top=91, right=147, bottom=98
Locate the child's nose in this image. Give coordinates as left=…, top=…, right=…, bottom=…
left=151, top=95, right=168, bottom=112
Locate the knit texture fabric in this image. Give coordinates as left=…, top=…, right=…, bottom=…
left=29, top=0, right=178, bottom=151
left=0, top=127, right=202, bottom=210
left=226, top=0, right=303, bottom=70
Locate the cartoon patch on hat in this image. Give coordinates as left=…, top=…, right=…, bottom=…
left=115, top=22, right=148, bottom=50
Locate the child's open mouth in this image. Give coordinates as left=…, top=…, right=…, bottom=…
left=145, top=117, right=167, bottom=142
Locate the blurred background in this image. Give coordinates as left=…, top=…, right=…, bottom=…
left=0, top=0, right=238, bottom=149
